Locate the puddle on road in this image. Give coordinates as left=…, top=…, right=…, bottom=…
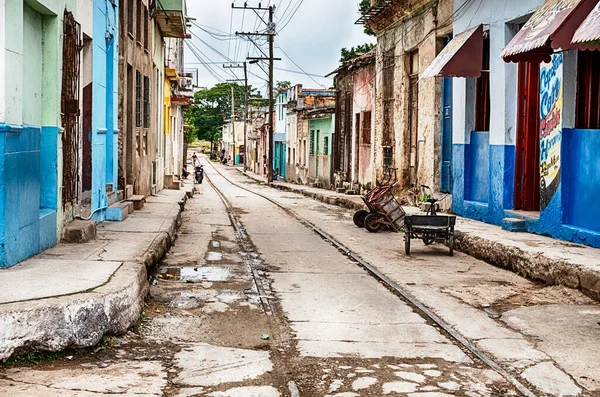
left=163, top=266, right=231, bottom=282
left=206, top=252, right=223, bottom=261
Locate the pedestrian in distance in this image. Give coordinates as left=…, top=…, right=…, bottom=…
left=192, top=152, right=198, bottom=167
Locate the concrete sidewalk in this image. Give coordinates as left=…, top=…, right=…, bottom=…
left=0, top=184, right=193, bottom=361
left=241, top=168, right=600, bottom=301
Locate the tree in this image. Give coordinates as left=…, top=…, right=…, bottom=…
left=276, top=81, right=291, bottom=89
left=339, top=43, right=376, bottom=63
left=358, top=0, right=383, bottom=37
left=184, top=83, right=260, bottom=145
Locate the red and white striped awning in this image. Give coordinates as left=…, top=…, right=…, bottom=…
left=572, top=1, right=600, bottom=50
left=501, top=0, right=597, bottom=63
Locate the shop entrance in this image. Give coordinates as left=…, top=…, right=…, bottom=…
left=514, top=61, right=541, bottom=211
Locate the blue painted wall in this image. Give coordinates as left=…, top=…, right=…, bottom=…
left=0, top=124, right=59, bottom=267
left=563, top=128, right=600, bottom=232
left=91, top=0, right=119, bottom=221
left=452, top=128, right=600, bottom=248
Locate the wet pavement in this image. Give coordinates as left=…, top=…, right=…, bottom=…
left=1, top=156, right=597, bottom=396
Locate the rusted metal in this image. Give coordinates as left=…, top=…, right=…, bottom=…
left=61, top=10, right=82, bottom=205
left=420, top=25, right=484, bottom=79
left=501, top=0, right=594, bottom=63
left=572, top=1, right=600, bottom=50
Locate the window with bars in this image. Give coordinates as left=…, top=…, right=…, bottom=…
left=136, top=0, right=142, bottom=42
left=143, top=6, right=149, bottom=49
left=143, top=75, right=150, bottom=128
left=135, top=70, right=142, bottom=127
left=127, top=0, right=134, bottom=36
left=361, top=111, right=372, bottom=144
left=475, top=33, right=491, bottom=131
left=323, top=136, right=329, bottom=155
left=309, top=130, right=315, bottom=154
left=576, top=50, right=600, bottom=130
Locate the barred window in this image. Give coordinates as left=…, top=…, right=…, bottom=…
left=143, top=75, right=150, bottom=128
left=309, top=130, right=315, bottom=155
left=135, top=70, right=142, bottom=127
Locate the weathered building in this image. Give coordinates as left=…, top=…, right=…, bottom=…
left=359, top=0, right=453, bottom=192
left=118, top=0, right=187, bottom=197
left=328, top=50, right=376, bottom=192
left=424, top=0, right=600, bottom=247
left=164, top=37, right=192, bottom=187
left=0, top=0, right=119, bottom=267
left=286, top=84, right=336, bottom=186
left=274, top=89, right=288, bottom=179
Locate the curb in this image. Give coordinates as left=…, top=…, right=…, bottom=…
left=0, top=191, right=190, bottom=361
left=241, top=171, right=365, bottom=211
left=455, top=230, right=600, bottom=301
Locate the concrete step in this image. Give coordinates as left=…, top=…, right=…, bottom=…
left=125, top=184, right=134, bottom=199
left=117, top=190, right=125, bottom=202
left=336, top=187, right=346, bottom=194
left=122, top=201, right=135, bottom=214
left=345, top=190, right=357, bottom=195
left=129, top=195, right=146, bottom=210
left=502, top=217, right=527, bottom=232
left=164, top=174, right=182, bottom=190
left=107, top=191, right=116, bottom=206
left=62, top=219, right=97, bottom=243
left=106, top=202, right=130, bottom=222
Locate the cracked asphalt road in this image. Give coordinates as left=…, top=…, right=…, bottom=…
left=1, top=157, right=597, bottom=396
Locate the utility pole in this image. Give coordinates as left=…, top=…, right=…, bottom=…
left=233, top=3, right=279, bottom=182
left=231, top=85, right=236, bottom=165
left=224, top=62, right=249, bottom=172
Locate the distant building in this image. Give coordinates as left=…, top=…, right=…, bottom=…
left=286, top=85, right=336, bottom=187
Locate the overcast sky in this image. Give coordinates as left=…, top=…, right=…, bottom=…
left=184, top=0, right=374, bottom=96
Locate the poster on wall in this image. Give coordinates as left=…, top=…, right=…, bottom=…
left=539, top=53, right=563, bottom=210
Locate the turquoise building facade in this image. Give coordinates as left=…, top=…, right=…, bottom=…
left=0, top=0, right=119, bottom=267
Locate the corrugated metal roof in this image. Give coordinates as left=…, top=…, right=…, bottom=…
left=420, top=25, right=484, bottom=79
left=572, top=1, right=600, bottom=48
left=501, top=0, right=583, bottom=62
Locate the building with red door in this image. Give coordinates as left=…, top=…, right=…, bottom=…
left=424, top=0, right=600, bottom=247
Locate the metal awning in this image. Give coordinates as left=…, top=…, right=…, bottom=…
left=420, top=25, right=484, bottom=79
left=572, top=1, right=600, bottom=50
left=501, top=0, right=597, bottom=63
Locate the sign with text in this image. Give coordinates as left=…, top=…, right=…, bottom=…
left=539, top=53, right=563, bottom=210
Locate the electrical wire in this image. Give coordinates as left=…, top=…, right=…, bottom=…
left=276, top=45, right=326, bottom=88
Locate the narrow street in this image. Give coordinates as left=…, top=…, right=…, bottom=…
left=3, top=155, right=598, bottom=396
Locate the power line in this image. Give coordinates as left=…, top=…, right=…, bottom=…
left=277, top=0, right=304, bottom=33
left=276, top=45, right=325, bottom=88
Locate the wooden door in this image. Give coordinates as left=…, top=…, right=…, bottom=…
left=514, top=61, right=541, bottom=211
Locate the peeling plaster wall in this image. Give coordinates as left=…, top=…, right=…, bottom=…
left=118, top=0, right=156, bottom=197
left=352, top=64, right=376, bottom=191
left=372, top=0, right=453, bottom=191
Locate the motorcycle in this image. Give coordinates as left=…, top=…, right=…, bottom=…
left=194, top=165, right=204, bottom=184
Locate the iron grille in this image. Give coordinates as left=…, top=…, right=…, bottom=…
left=136, top=70, right=142, bottom=127
left=61, top=10, right=82, bottom=205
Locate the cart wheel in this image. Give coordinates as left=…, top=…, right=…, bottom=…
left=448, top=234, right=454, bottom=256
left=364, top=213, right=383, bottom=233
left=405, top=232, right=411, bottom=256
left=422, top=233, right=435, bottom=246
left=353, top=210, right=370, bottom=228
